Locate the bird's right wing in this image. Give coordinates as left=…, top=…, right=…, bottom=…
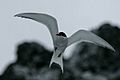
left=67, top=30, right=115, bottom=51
left=15, top=13, right=59, bottom=47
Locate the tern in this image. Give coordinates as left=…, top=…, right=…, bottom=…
left=15, top=13, right=115, bottom=73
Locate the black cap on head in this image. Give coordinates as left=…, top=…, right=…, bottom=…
left=56, top=32, right=67, bottom=37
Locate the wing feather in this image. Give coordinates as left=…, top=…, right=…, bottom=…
left=68, top=30, right=115, bottom=51
left=15, top=13, right=59, bottom=47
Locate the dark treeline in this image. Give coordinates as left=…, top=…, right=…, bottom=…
left=1, top=23, right=120, bottom=80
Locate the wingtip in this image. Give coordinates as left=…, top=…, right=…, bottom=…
left=111, top=47, right=116, bottom=52
left=106, top=42, right=115, bottom=52
left=14, top=14, right=17, bottom=17
left=14, top=14, right=21, bottom=17
left=14, top=13, right=25, bottom=18
left=105, top=44, right=115, bottom=52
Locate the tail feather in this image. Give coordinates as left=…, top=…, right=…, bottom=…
left=49, top=52, right=63, bottom=73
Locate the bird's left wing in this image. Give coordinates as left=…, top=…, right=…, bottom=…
left=67, top=30, right=115, bottom=51
left=15, top=13, right=59, bottom=47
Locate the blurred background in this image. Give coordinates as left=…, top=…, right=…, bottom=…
left=0, top=0, right=120, bottom=80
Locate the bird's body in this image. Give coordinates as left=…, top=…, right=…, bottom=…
left=50, top=32, right=68, bottom=72
left=15, top=13, right=115, bottom=73
left=55, top=33, right=68, bottom=55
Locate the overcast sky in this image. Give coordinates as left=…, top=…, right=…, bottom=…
left=0, top=0, right=120, bottom=74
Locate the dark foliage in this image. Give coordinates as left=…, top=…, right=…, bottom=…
left=1, top=23, right=120, bottom=80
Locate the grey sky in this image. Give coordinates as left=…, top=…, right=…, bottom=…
left=0, top=0, right=120, bottom=74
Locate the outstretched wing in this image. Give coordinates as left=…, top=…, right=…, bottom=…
left=68, top=30, right=115, bottom=51
left=15, top=13, right=59, bottom=47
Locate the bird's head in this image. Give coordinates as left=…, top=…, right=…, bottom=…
left=56, top=32, right=67, bottom=37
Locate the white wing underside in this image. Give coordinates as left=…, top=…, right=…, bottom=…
left=15, top=13, right=59, bottom=47
left=68, top=30, right=115, bottom=51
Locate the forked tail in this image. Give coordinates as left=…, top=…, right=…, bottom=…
left=49, top=51, right=63, bottom=73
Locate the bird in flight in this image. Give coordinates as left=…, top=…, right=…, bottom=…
left=15, top=13, right=115, bottom=73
